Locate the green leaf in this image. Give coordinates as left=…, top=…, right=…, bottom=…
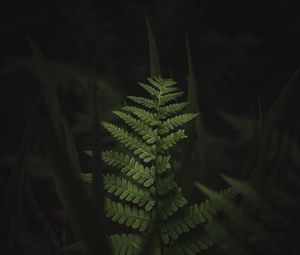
left=161, top=113, right=199, bottom=134
left=166, top=233, right=213, bottom=255
left=113, top=111, right=158, bottom=144
left=263, top=66, right=300, bottom=134
left=181, top=36, right=208, bottom=198
left=122, top=106, right=159, bottom=126
left=146, top=17, right=161, bottom=77
left=29, top=100, right=110, bottom=255
left=102, top=122, right=155, bottom=162
left=0, top=123, right=32, bottom=252
left=111, top=234, right=142, bottom=255
left=102, top=151, right=155, bottom=187
left=90, top=77, right=111, bottom=253
left=127, top=96, right=157, bottom=109
left=159, top=129, right=187, bottom=151
left=63, top=242, right=88, bottom=252
left=161, top=201, right=216, bottom=244
left=197, top=183, right=278, bottom=253
left=160, top=102, right=190, bottom=117
left=104, top=174, right=155, bottom=211
left=159, top=191, right=188, bottom=219
left=105, top=199, right=150, bottom=232
left=156, top=175, right=177, bottom=195
left=138, top=82, right=160, bottom=97
left=159, top=91, right=185, bottom=106
left=155, top=155, right=171, bottom=174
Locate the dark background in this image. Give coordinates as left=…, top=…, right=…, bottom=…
left=1, top=0, right=300, bottom=254
left=1, top=0, right=300, bottom=155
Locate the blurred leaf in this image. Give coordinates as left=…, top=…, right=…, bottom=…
left=0, top=155, right=53, bottom=178
left=0, top=123, right=32, bottom=253
left=29, top=82, right=109, bottom=254
left=90, top=73, right=111, bottom=253
left=181, top=36, right=208, bottom=198
left=63, top=241, right=87, bottom=253
left=218, top=110, right=256, bottom=139
left=263, top=66, right=300, bottom=134
left=249, top=67, right=300, bottom=187
left=267, top=133, right=291, bottom=185
left=146, top=17, right=161, bottom=77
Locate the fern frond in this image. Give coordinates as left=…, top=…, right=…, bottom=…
left=156, top=175, right=177, bottom=195
left=196, top=183, right=239, bottom=212
left=222, top=175, right=268, bottom=214
left=159, top=129, right=187, bottom=151
left=160, top=78, right=177, bottom=87
left=63, top=242, right=87, bottom=253
left=105, top=199, right=150, bottom=231
left=156, top=155, right=171, bottom=174
left=166, top=234, right=213, bottom=255
left=127, top=96, right=157, bottom=109
left=138, top=82, right=160, bottom=97
left=198, top=199, right=218, bottom=219
left=122, top=106, right=159, bottom=126
left=102, top=122, right=155, bottom=162
left=204, top=221, right=251, bottom=255
left=80, top=172, right=92, bottom=184
left=161, top=202, right=217, bottom=243
left=160, top=102, right=190, bottom=117
left=104, top=174, right=155, bottom=211
left=100, top=76, right=201, bottom=254
left=110, top=234, right=142, bottom=255
left=147, top=77, right=181, bottom=97
left=102, top=151, right=155, bottom=187
left=161, top=86, right=181, bottom=95
left=198, top=184, right=278, bottom=252
left=218, top=186, right=239, bottom=200
left=160, top=113, right=199, bottom=134
left=159, top=91, right=185, bottom=106
left=113, top=111, right=158, bottom=144
left=160, top=191, right=188, bottom=219
left=147, top=77, right=177, bottom=90
left=222, top=176, right=289, bottom=229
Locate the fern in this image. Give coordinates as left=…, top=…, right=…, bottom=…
left=196, top=174, right=300, bottom=255
left=75, top=77, right=220, bottom=255
left=65, top=76, right=300, bottom=255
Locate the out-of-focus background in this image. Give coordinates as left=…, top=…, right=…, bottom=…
left=1, top=0, right=300, bottom=254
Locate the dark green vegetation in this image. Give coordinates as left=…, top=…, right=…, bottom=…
left=1, top=2, right=300, bottom=255
left=80, top=77, right=204, bottom=254
left=2, top=34, right=300, bottom=254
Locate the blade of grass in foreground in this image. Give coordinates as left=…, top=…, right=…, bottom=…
left=90, top=74, right=111, bottom=253
left=29, top=88, right=109, bottom=255
left=146, top=16, right=161, bottom=77
left=0, top=123, right=32, bottom=254
left=182, top=35, right=207, bottom=197
left=27, top=37, right=110, bottom=254
left=249, top=67, right=300, bottom=187
left=263, top=66, right=300, bottom=134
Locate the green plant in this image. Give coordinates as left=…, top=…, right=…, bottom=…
left=196, top=172, right=300, bottom=255
left=73, top=77, right=228, bottom=255
left=3, top=15, right=299, bottom=255
left=194, top=67, right=300, bottom=255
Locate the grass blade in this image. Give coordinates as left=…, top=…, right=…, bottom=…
left=0, top=122, right=32, bottom=253
left=181, top=35, right=208, bottom=199
left=29, top=89, right=107, bottom=255
left=249, top=67, right=300, bottom=186
left=146, top=17, right=161, bottom=77
left=90, top=75, right=111, bottom=253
